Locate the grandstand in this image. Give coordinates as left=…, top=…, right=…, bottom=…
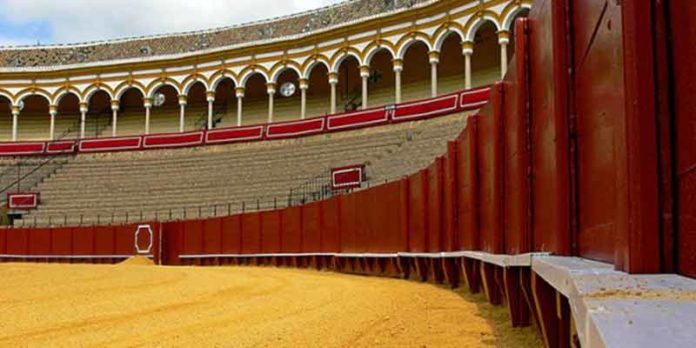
left=1, top=0, right=696, bottom=347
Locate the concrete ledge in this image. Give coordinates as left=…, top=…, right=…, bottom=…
left=533, top=256, right=696, bottom=348
left=460, top=251, right=549, bottom=267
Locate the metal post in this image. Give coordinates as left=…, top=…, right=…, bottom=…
left=242, top=201, right=246, bottom=213
left=125, top=212, right=129, bottom=223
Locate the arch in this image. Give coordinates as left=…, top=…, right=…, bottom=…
left=52, top=86, right=82, bottom=105
left=238, top=65, right=271, bottom=87
left=146, top=78, right=182, bottom=99
left=15, top=88, right=52, bottom=106
left=301, top=56, right=331, bottom=80
left=269, top=61, right=303, bottom=84
left=395, top=33, right=434, bottom=60
left=83, top=84, right=115, bottom=104
left=114, top=81, right=147, bottom=100
left=501, top=3, right=532, bottom=31
left=0, top=88, right=14, bottom=105
left=329, top=47, right=363, bottom=73
left=208, top=70, right=238, bottom=91
left=362, top=41, right=397, bottom=66
left=183, top=74, right=212, bottom=94
left=464, top=12, right=502, bottom=42
left=432, top=23, right=466, bottom=51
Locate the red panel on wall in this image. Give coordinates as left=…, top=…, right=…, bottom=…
left=182, top=220, right=203, bottom=255
left=0, top=142, right=45, bottom=156
left=443, top=141, right=458, bottom=251
left=327, top=109, right=388, bottom=131
left=27, top=228, right=50, bottom=255
left=393, top=94, right=458, bottom=121
left=427, top=158, right=445, bottom=252
left=205, top=125, right=264, bottom=144
left=79, top=136, right=142, bottom=153
left=502, top=19, right=531, bottom=255
left=72, top=226, right=95, bottom=256
left=373, top=180, right=408, bottom=252
left=407, top=170, right=428, bottom=252
left=266, top=118, right=325, bottom=139
left=143, top=131, right=204, bottom=149
left=114, top=224, right=135, bottom=255
left=457, top=118, right=480, bottom=251
left=281, top=206, right=302, bottom=253
left=51, top=227, right=72, bottom=255
left=241, top=212, right=261, bottom=254
left=93, top=226, right=115, bottom=255
left=46, top=140, right=76, bottom=154
left=6, top=229, right=28, bottom=255
left=477, top=83, right=505, bottom=254
left=528, top=0, right=571, bottom=256
left=302, top=201, right=322, bottom=253
left=320, top=197, right=340, bottom=252
left=203, top=218, right=222, bottom=255
left=353, top=189, right=373, bottom=253
left=221, top=215, right=242, bottom=254
left=0, top=228, right=6, bottom=254
left=573, top=0, right=624, bottom=264
left=669, top=0, right=696, bottom=278
left=260, top=210, right=282, bottom=253
left=338, top=193, right=357, bottom=253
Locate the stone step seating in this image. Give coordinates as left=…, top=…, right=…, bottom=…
left=0, top=156, right=71, bottom=197
left=20, top=114, right=468, bottom=226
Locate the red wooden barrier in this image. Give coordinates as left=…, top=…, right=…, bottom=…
left=203, top=218, right=222, bottom=255
left=282, top=206, right=302, bottom=253
left=477, top=83, right=505, bottom=254
left=221, top=215, right=242, bottom=254
left=73, top=226, right=94, bottom=256
left=338, top=193, right=357, bottom=253
left=443, top=141, right=458, bottom=252
left=320, top=197, right=341, bottom=252
left=183, top=220, right=204, bottom=256
left=28, top=228, right=51, bottom=255
left=241, top=212, right=262, bottom=254
left=372, top=180, right=408, bottom=252
left=427, top=158, right=444, bottom=252
left=407, top=170, right=429, bottom=252
left=456, top=117, right=479, bottom=251
left=260, top=211, right=282, bottom=254
left=353, top=189, right=372, bottom=253
left=93, top=226, right=115, bottom=256
left=502, top=18, right=532, bottom=255
left=302, top=201, right=322, bottom=253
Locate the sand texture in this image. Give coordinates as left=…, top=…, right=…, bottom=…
left=0, top=263, right=541, bottom=347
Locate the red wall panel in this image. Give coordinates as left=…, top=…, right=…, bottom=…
left=528, top=0, right=571, bottom=256
left=353, top=189, right=372, bottom=253
left=427, top=158, right=444, bottom=252
left=241, top=212, right=262, bottom=254
left=302, top=201, right=322, bottom=253
left=477, top=83, right=505, bottom=254
left=502, top=19, right=531, bottom=255
left=203, top=218, right=222, bottom=255
left=670, top=0, right=696, bottom=278
left=457, top=118, right=479, bottom=251
left=72, top=226, right=95, bottom=256
left=320, top=197, right=340, bottom=252
left=373, top=180, right=408, bottom=253
left=338, top=193, right=358, bottom=252
left=28, top=228, right=51, bottom=255
left=182, top=220, right=204, bottom=255
left=573, top=0, right=624, bottom=263
left=260, top=210, right=282, bottom=253
left=281, top=206, right=302, bottom=253
left=114, top=224, right=136, bottom=255
left=93, top=226, right=115, bottom=255
left=443, top=142, right=458, bottom=251
left=407, top=170, right=428, bottom=252
left=0, top=228, right=6, bottom=254
left=51, top=228, right=72, bottom=255
left=221, top=215, right=242, bottom=254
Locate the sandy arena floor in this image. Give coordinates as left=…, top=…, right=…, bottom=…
left=0, top=260, right=541, bottom=347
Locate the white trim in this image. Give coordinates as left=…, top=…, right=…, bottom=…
left=134, top=224, right=154, bottom=254
left=0, top=254, right=150, bottom=259
left=331, top=166, right=363, bottom=189
left=265, top=118, right=325, bottom=139
left=177, top=250, right=546, bottom=261
left=7, top=193, right=38, bottom=209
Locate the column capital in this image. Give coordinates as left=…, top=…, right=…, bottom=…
left=111, top=100, right=120, bottom=111
left=178, top=94, right=188, bottom=106
left=359, top=65, right=371, bottom=78
left=299, top=78, right=309, bottom=90
left=497, top=30, right=510, bottom=44
left=328, top=72, right=339, bottom=85
left=428, top=50, right=440, bottom=64
left=235, top=86, right=246, bottom=98
left=79, top=102, right=89, bottom=113
left=143, top=97, right=153, bottom=108
left=266, top=82, right=276, bottom=95
left=11, top=105, right=21, bottom=115
left=462, top=41, right=474, bottom=56
left=206, top=91, right=216, bottom=102
left=392, top=58, right=404, bottom=72
left=49, top=105, right=58, bottom=115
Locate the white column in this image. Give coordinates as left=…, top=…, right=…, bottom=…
left=206, top=91, right=215, bottom=129
left=360, top=65, right=370, bottom=110
left=499, top=31, right=510, bottom=78
left=49, top=105, right=57, bottom=141
left=393, top=59, right=403, bottom=104
left=79, top=102, right=88, bottom=139
left=111, top=100, right=119, bottom=137
left=329, top=72, right=338, bottom=114
left=143, top=98, right=152, bottom=135
left=299, top=79, right=308, bottom=119
left=235, top=87, right=245, bottom=127
left=11, top=106, right=19, bottom=142
left=266, top=82, right=276, bottom=123
left=463, top=42, right=474, bottom=89
left=178, top=95, right=187, bottom=133
left=429, top=51, right=440, bottom=98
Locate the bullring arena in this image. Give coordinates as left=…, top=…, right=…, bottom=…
left=1, top=0, right=695, bottom=347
